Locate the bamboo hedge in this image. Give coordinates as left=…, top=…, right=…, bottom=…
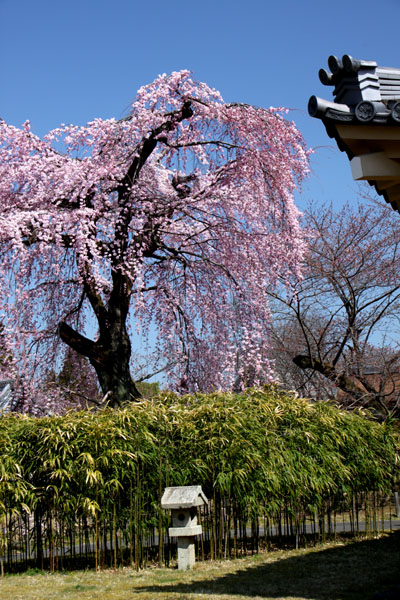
left=0, top=386, right=398, bottom=572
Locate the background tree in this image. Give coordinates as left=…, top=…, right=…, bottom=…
left=41, top=349, right=101, bottom=412
left=270, top=199, right=400, bottom=419
left=0, top=71, right=310, bottom=408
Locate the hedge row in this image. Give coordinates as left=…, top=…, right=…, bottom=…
left=0, top=386, right=398, bottom=568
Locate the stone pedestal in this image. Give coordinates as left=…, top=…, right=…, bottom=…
left=177, top=536, right=195, bottom=570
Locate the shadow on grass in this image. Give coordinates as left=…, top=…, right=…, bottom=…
left=136, top=532, right=400, bottom=600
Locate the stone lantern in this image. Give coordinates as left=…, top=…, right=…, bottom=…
left=161, top=485, right=208, bottom=570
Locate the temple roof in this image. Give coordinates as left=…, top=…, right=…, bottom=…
left=309, top=54, right=400, bottom=211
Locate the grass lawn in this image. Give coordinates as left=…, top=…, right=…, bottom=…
left=0, top=532, right=399, bottom=600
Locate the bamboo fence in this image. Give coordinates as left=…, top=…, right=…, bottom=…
left=0, top=387, right=398, bottom=573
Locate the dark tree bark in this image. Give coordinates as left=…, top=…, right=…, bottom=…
left=59, top=319, right=141, bottom=407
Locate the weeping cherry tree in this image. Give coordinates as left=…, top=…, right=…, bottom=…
left=0, top=71, right=310, bottom=409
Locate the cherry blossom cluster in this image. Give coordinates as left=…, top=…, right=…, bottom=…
left=0, top=71, right=310, bottom=408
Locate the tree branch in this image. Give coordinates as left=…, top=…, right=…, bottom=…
left=58, top=322, right=95, bottom=359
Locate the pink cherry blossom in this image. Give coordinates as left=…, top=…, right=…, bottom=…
left=0, top=71, right=310, bottom=410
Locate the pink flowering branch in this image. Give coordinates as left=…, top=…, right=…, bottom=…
left=0, top=71, right=310, bottom=410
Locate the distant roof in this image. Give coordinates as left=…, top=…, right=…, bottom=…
left=309, top=54, right=400, bottom=211
left=0, top=379, right=13, bottom=412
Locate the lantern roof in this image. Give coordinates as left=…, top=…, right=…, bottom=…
left=161, top=486, right=208, bottom=509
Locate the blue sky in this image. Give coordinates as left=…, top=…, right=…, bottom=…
left=2, top=0, right=400, bottom=211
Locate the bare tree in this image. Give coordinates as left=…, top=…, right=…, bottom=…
left=270, top=199, right=400, bottom=420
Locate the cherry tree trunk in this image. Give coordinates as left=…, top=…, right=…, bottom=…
left=59, top=318, right=141, bottom=407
